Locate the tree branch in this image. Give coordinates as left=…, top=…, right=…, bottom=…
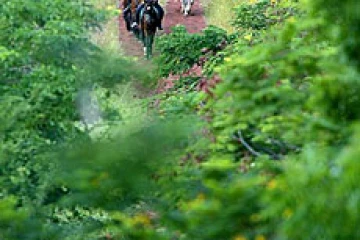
left=234, top=130, right=262, bottom=157
left=234, top=130, right=284, bottom=160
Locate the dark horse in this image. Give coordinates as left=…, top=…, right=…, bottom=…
left=139, top=0, right=158, bottom=59
left=123, top=0, right=141, bottom=35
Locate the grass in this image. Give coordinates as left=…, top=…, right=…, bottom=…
left=90, top=0, right=124, bottom=53
left=202, top=0, right=245, bottom=32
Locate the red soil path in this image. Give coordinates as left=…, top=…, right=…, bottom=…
left=118, top=0, right=207, bottom=57
left=163, top=0, right=206, bottom=34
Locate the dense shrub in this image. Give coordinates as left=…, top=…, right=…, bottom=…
left=232, top=0, right=297, bottom=30
left=155, top=25, right=228, bottom=77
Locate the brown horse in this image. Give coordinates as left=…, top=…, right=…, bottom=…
left=139, top=0, right=158, bottom=58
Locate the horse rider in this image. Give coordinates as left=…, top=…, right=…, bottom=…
left=135, top=0, right=164, bottom=30
left=122, top=0, right=132, bottom=29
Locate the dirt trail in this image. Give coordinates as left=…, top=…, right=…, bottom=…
left=118, top=15, right=143, bottom=57
left=118, top=0, right=207, bottom=57
left=164, top=0, right=206, bottom=34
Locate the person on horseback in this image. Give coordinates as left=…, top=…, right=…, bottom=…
left=122, top=0, right=131, bottom=19
left=122, top=0, right=134, bottom=31
left=136, top=0, right=164, bottom=30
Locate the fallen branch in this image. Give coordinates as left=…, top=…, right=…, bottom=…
left=234, top=130, right=261, bottom=157
left=234, top=130, right=283, bottom=160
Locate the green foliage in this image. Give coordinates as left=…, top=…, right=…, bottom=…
left=155, top=25, right=228, bottom=77
left=306, top=0, right=360, bottom=68
left=81, top=49, right=153, bottom=88
left=263, top=127, right=360, bottom=239
left=0, top=197, right=44, bottom=240
left=202, top=0, right=244, bottom=32
left=57, top=119, right=195, bottom=209
left=233, top=0, right=271, bottom=30
left=232, top=0, right=296, bottom=30
left=156, top=87, right=206, bottom=118
left=50, top=118, right=198, bottom=239
left=168, top=160, right=266, bottom=240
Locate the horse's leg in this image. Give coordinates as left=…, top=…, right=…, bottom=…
left=142, top=32, right=147, bottom=56
left=136, top=27, right=143, bottom=42
left=145, top=35, right=151, bottom=59
left=144, top=35, right=147, bottom=57
left=181, top=1, right=185, bottom=13
left=148, top=34, right=154, bottom=58
left=144, top=33, right=153, bottom=59
left=126, top=19, right=131, bottom=31
left=185, top=3, right=191, bottom=16
left=124, top=12, right=131, bottom=31
left=183, top=1, right=192, bottom=16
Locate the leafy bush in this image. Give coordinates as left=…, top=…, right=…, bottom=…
left=155, top=25, right=228, bottom=77
left=232, top=0, right=297, bottom=30
left=263, top=129, right=360, bottom=239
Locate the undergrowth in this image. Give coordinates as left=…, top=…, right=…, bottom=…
left=202, top=0, right=246, bottom=32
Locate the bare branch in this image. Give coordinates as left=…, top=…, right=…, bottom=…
left=235, top=130, right=262, bottom=157
left=234, top=131, right=284, bottom=160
